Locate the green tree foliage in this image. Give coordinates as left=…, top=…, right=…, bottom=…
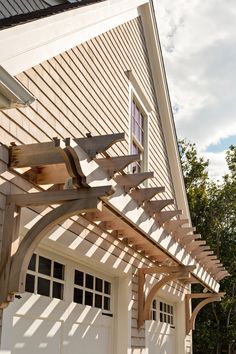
left=179, top=141, right=236, bottom=354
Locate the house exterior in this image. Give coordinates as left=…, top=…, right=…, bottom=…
left=0, top=1, right=228, bottom=353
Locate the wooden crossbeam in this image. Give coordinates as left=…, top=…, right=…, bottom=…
left=74, top=132, right=125, bottom=158
left=84, top=210, right=114, bottom=222
left=114, top=172, right=154, bottom=190
left=7, top=186, right=113, bottom=207
left=146, top=199, right=174, bottom=215
left=156, top=209, right=182, bottom=224
left=130, top=186, right=165, bottom=205
left=95, top=154, right=139, bottom=176
left=23, top=164, right=70, bottom=185
left=9, top=140, right=64, bottom=168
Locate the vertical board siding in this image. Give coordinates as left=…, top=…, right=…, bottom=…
left=0, top=16, right=178, bottom=350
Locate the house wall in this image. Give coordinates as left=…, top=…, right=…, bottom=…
left=0, top=16, right=189, bottom=353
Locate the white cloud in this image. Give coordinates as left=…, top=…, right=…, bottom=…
left=202, top=151, right=229, bottom=182
left=154, top=0, right=236, bottom=178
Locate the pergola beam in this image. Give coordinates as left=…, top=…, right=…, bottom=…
left=7, top=186, right=114, bottom=207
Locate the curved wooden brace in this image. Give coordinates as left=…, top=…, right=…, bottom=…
left=8, top=197, right=101, bottom=295
left=138, top=266, right=194, bottom=328
left=143, top=271, right=190, bottom=321
left=185, top=292, right=225, bottom=334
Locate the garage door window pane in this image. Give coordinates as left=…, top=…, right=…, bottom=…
left=95, top=277, right=103, bottom=292
left=86, top=274, right=94, bottom=289
left=104, top=297, right=110, bottom=310
left=53, top=262, right=64, bottom=280
left=74, top=288, right=83, bottom=304
left=74, top=270, right=84, bottom=286
left=28, top=254, right=36, bottom=271
left=95, top=294, right=102, bottom=308
left=38, top=256, right=51, bottom=276
left=104, top=281, right=111, bottom=295
left=53, top=282, right=63, bottom=299
left=38, top=277, right=50, bottom=296
left=85, top=291, right=93, bottom=306
left=25, top=274, right=35, bottom=293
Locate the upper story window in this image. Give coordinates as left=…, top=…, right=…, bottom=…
left=126, top=70, right=152, bottom=174
left=131, top=99, right=146, bottom=173
left=25, top=253, right=65, bottom=300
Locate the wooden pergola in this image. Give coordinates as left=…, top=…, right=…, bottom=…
left=0, top=132, right=229, bottom=330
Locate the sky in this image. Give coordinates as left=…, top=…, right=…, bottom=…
left=154, top=0, right=236, bottom=181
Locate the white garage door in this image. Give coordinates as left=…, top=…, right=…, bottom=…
left=1, top=251, right=114, bottom=354
left=146, top=298, right=176, bottom=354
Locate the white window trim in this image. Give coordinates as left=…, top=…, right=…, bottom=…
left=127, top=70, right=151, bottom=174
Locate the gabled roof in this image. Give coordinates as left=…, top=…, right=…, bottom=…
left=0, top=0, right=105, bottom=29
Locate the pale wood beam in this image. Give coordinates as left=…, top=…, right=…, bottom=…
left=74, top=132, right=125, bottom=158
left=9, top=140, right=64, bottom=168
left=114, top=171, right=154, bottom=191
left=146, top=199, right=174, bottom=215
left=156, top=209, right=182, bottom=224
left=130, top=186, right=165, bottom=206
left=95, top=154, right=139, bottom=177
left=7, top=186, right=113, bottom=207
left=84, top=210, right=114, bottom=222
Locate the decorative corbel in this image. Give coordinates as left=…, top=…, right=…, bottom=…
left=74, top=132, right=125, bottom=159
left=130, top=186, right=165, bottom=206
left=138, top=265, right=195, bottom=328
left=114, top=172, right=154, bottom=193
left=94, top=154, right=139, bottom=178
left=185, top=292, right=225, bottom=334
left=156, top=210, right=182, bottom=224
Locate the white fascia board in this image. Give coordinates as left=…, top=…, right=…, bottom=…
left=0, top=0, right=148, bottom=76
left=139, top=2, right=191, bottom=222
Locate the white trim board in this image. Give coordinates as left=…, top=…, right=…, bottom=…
left=0, top=0, right=147, bottom=76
